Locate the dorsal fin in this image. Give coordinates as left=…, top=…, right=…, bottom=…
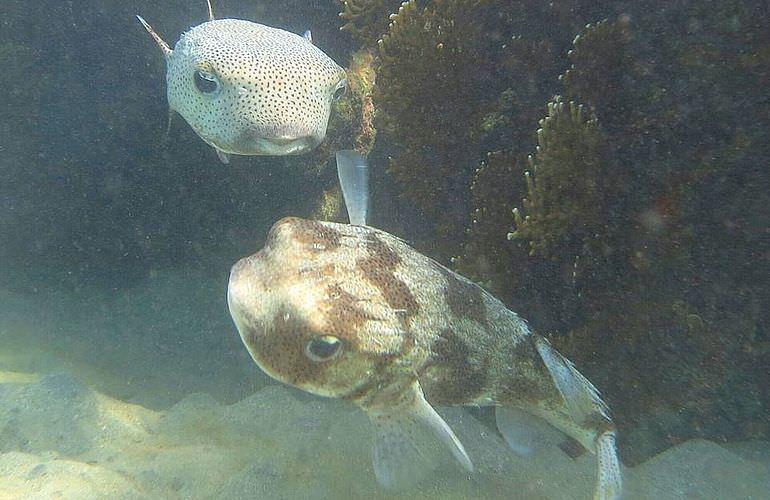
left=336, top=150, right=369, bottom=226
left=136, top=15, right=172, bottom=58
left=206, top=0, right=215, bottom=21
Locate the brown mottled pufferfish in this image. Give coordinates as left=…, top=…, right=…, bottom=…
left=137, top=1, right=346, bottom=162
left=227, top=218, right=623, bottom=499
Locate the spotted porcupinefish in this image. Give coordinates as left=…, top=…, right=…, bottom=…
left=136, top=1, right=347, bottom=162
left=226, top=155, right=622, bottom=499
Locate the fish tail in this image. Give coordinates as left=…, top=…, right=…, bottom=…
left=533, top=334, right=622, bottom=499
left=594, top=429, right=622, bottom=500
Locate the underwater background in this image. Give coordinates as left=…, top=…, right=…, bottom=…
left=0, top=0, right=768, bottom=498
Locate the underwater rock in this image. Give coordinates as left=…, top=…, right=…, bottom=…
left=0, top=451, right=148, bottom=500
left=0, top=373, right=768, bottom=498
left=624, top=439, right=770, bottom=499
left=346, top=49, right=379, bottom=155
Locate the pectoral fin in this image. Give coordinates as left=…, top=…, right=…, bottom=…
left=495, top=406, right=563, bottom=457
left=367, top=380, right=472, bottom=489
left=214, top=147, right=230, bottom=164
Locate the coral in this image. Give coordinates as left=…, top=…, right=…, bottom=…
left=508, top=96, right=611, bottom=259
left=375, top=0, right=511, bottom=250
left=338, top=0, right=402, bottom=47
left=453, top=150, right=525, bottom=293
left=559, top=18, right=631, bottom=124
left=470, top=151, right=522, bottom=242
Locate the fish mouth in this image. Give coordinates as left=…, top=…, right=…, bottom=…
left=262, top=135, right=319, bottom=155
left=221, top=125, right=324, bottom=156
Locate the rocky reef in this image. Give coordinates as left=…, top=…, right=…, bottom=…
left=333, top=0, right=770, bottom=464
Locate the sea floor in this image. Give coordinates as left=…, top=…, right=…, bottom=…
left=0, top=272, right=768, bottom=499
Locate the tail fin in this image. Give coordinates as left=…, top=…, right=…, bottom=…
left=534, top=335, right=622, bottom=500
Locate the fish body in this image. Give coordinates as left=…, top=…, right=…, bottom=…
left=137, top=8, right=346, bottom=161
left=227, top=217, right=622, bottom=499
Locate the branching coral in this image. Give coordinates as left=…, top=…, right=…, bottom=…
left=338, top=0, right=402, bottom=47
left=339, top=0, right=770, bottom=457
left=508, top=96, right=611, bottom=258
left=375, top=0, right=505, bottom=247
left=452, top=150, right=528, bottom=294
left=560, top=19, right=631, bottom=130
left=470, top=151, right=522, bottom=242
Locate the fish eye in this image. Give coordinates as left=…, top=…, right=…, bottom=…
left=332, top=80, right=347, bottom=100
left=194, top=69, right=221, bottom=95
left=305, top=335, right=342, bottom=362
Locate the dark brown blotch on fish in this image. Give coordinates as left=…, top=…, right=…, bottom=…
left=434, top=264, right=489, bottom=327
left=497, top=340, right=556, bottom=405
left=558, top=437, right=587, bottom=458
left=423, top=328, right=489, bottom=405
left=245, top=308, right=325, bottom=386
left=275, top=217, right=342, bottom=252
left=356, top=233, right=419, bottom=327
left=322, top=282, right=379, bottom=339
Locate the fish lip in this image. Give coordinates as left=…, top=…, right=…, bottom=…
left=263, top=136, right=318, bottom=155
left=269, top=136, right=305, bottom=146
left=258, top=126, right=323, bottom=152
left=215, top=126, right=323, bottom=155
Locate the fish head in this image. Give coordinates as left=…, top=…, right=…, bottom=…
left=227, top=218, right=415, bottom=399
left=146, top=18, right=346, bottom=156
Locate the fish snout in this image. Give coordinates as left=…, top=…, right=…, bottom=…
left=227, top=252, right=269, bottom=331
left=234, top=123, right=324, bottom=155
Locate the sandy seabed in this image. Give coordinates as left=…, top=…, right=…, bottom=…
left=0, top=274, right=768, bottom=499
